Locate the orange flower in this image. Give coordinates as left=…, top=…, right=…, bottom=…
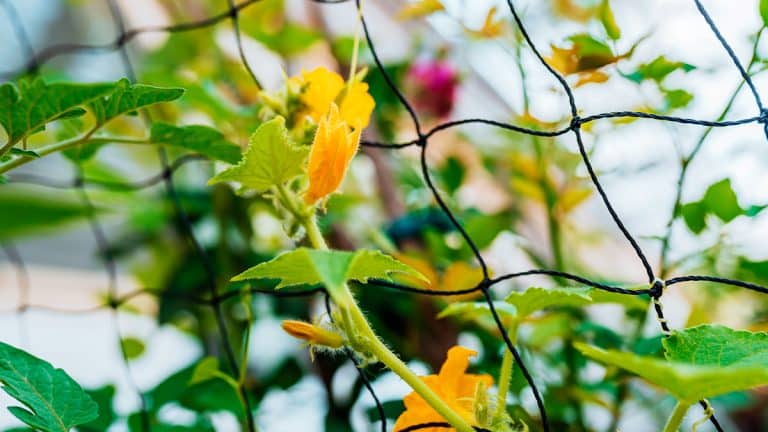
left=304, top=104, right=362, bottom=205
left=281, top=320, right=344, bottom=349
left=295, top=67, right=375, bottom=128
left=394, top=346, right=493, bottom=432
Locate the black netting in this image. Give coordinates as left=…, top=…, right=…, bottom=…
left=2, top=1, right=767, bottom=431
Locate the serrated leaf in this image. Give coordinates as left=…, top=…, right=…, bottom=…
left=505, top=286, right=646, bottom=318
left=0, top=79, right=115, bottom=147
left=575, top=342, right=768, bottom=403
left=663, top=324, right=768, bottom=368
left=0, top=341, right=98, bottom=432
left=90, top=78, right=184, bottom=125
left=79, top=385, right=116, bottom=432
left=232, top=248, right=428, bottom=306
left=208, top=117, right=308, bottom=191
left=150, top=123, right=242, bottom=164
left=0, top=186, right=99, bottom=240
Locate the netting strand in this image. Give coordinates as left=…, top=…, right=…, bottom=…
left=2, top=0, right=768, bottom=431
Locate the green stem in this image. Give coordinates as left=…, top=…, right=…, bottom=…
left=276, top=186, right=474, bottom=432
left=662, top=401, right=690, bottom=432
left=493, top=324, right=518, bottom=421
left=0, top=133, right=149, bottom=174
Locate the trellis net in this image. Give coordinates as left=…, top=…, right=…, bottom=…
left=1, top=0, right=767, bottom=431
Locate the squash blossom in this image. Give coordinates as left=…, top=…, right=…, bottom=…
left=294, top=67, right=375, bottom=128
left=394, top=346, right=493, bottom=431
left=305, top=104, right=362, bottom=205
left=293, top=67, right=375, bottom=206
left=281, top=320, right=344, bottom=349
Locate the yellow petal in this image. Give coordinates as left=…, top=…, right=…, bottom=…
left=466, top=7, right=505, bottom=39
left=574, top=70, right=610, bottom=87
left=300, top=67, right=345, bottom=122
left=546, top=44, right=579, bottom=75
left=339, top=81, right=375, bottom=128
left=305, top=104, right=361, bottom=205
left=397, top=0, right=445, bottom=20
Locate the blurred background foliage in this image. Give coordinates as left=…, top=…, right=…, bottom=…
left=1, top=0, right=768, bottom=431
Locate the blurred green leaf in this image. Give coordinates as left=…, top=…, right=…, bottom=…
left=438, top=301, right=517, bottom=330
left=208, top=117, right=306, bottom=190
left=0, top=186, right=98, bottom=240
left=80, top=385, right=116, bottom=432
left=599, top=0, right=621, bottom=40
left=575, top=341, right=768, bottom=403
left=0, top=78, right=114, bottom=147
left=662, top=88, right=693, bottom=111
left=681, top=179, right=744, bottom=233
left=150, top=123, right=242, bottom=164
left=761, top=0, right=768, bottom=27
left=505, top=286, right=644, bottom=318
left=248, top=23, right=321, bottom=56
left=0, top=341, right=98, bottom=432
left=702, top=179, right=742, bottom=222
left=680, top=201, right=706, bottom=234
left=625, top=56, right=695, bottom=83
left=120, top=337, right=146, bottom=361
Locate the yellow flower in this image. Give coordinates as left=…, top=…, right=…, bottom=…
left=281, top=320, right=344, bottom=349
left=296, top=67, right=375, bottom=128
left=304, top=104, right=362, bottom=205
left=394, top=346, right=493, bottom=432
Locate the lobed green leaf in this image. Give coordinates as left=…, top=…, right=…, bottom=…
left=0, top=342, right=98, bottom=432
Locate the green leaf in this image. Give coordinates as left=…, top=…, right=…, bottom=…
left=575, top=342, right=768, bottom=403
left=625, top=56, right=695, bottom=83
left=680, top=202, right=706, bottom=234
left=599, top=0, right=621, bottom=40
left=761, top=0, right=768, bottom=27
left=150, top=123, right=242, bottom=164
left=438, top=301, right=517, bottom=330
left=663, top=324, right=768, bottom=368
left=504, top=286, right=645, bottom=319
left=702, top=179, right=743, bottom=222
left=662, top=88, right=693, bottom=111
left=0, top=341, right=98, bottom=432
left=9, top=148, right=40, bottom=159
left=208, top=117, right=307, bottom=191
left=0, top=79, right=115, bottom=146
left=189, top=357, right=222, bottom=386
left=79, top=385, right=116, bottom=432
left=0, top=186, right=98, bottom=240
left=247, top=23, right=322, bottom=56
left=120, top=337, right=146, bottom=361
left=90, top=79, right=184, bottom=125
left=232, top=248, right=428, bottom=306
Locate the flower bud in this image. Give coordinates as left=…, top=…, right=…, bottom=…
left=281, top=320, right=344, bottom=349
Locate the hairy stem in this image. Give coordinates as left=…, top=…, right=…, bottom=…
left=275, top=186, right=474, bottom=432
left=494, top=324, right=518, bottom=421
left=0, top=133, right=149, bottom=174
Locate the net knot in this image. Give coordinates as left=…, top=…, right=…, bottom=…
left=759, top=108, right=768, bottom=124
left=649, top=278, right=665, bottom=298
left=569, top=116, right=582, bottom=130
left=416, top=135, right=428, bottom=147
